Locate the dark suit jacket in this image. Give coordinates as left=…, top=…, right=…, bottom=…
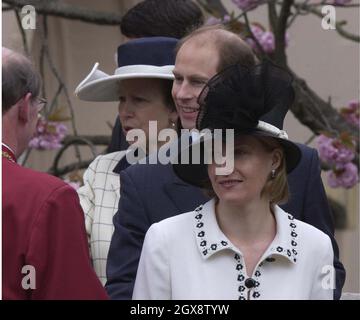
left=106, top=143, right=345, bottom=300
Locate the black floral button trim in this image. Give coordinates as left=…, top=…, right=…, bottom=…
left=288, top=214, right=298, bottom=263
left=236, top=264, right=243, bottom=271
left=269, top=214, right=299, bottom=263
left=238, top=285, right=245, bottom=292
left=238, top=274, right=245, bottom=282
left=250, top=264, right=263, bottom=300
left=234, top=253, right=263, bottom=300
left=194, top=205, right=229, bottom=257
left=234, top=254, right=246, bottom=300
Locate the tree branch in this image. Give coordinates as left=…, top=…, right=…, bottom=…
left=3, top=0, right=122, bottom=25
left=38, top=15, right=83, bottom=163
left=196, top=0, right=228, bottom=17
left=49, top=136, right=98, bottom=176
left=274, top=0, right=294, bottom=66
left=292, top=2, right=360, bottom=42
left=268, top=0, right=278, bottom=32
left=14, top=8, right=29, bottom=56
left=291, top=70, right=359, bottom=141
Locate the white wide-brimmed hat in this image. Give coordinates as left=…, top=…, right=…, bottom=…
left=75, top=37, right=178, bottom=102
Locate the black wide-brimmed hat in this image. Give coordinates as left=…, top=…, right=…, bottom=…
left=172, top=61, right=302, bottom=187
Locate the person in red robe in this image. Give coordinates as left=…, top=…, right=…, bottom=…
left=2, top=47, right=108, bottom=300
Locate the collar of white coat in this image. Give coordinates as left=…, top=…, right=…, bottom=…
left=193, top=199, right=298, bottom=264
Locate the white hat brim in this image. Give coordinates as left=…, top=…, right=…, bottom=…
left=75, top=63, right=174, bottom=102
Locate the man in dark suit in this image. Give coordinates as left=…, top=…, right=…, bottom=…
left=2, top=47, right=108, bottom=300
left=106, top=26, right=345, bottom=299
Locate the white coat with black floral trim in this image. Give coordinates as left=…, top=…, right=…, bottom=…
left=133, top=199, right=334, bottom=300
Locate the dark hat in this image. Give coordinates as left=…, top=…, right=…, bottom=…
left=75, top=37, right=178, bottom=102
left=173, top=61, right=302, bottom=187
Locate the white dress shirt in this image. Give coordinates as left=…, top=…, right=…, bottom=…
left=77, top=151, right=126, bottom=285
left=133, top=199, right=334, bottom=300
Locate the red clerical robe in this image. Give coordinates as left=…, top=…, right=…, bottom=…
left=2, top=146, right=108, bottom=300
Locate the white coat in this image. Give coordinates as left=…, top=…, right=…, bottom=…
left=133, top=199, right=334, bottom=300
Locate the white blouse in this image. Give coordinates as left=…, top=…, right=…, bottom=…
left=133, top=199, right=334, bottom=300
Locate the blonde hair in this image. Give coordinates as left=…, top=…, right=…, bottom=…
left=256, top=136, right=289, bottom=205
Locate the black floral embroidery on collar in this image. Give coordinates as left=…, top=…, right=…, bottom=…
left=194, top=205, right=229, bottom=258
left=269, top=213, right=298, bottom=263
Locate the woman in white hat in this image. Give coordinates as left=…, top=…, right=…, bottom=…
left=75, top=37, right=178, bottom=285
left=132, top=62, right=334, bottom=300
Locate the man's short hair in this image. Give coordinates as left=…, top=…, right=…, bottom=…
left=176, top=24, right=258, bottom=72
left=2, top=50, right=41, bottom=114
left=120, top=0, right=204, bottom=39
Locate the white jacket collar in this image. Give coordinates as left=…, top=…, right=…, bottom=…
left=193, top=199, right=298, bottom=264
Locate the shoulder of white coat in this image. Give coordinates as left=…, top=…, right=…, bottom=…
left=293, top=217, right=332, bottom=251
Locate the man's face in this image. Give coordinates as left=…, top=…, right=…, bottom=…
left=172, top=40, right=219, bottom=129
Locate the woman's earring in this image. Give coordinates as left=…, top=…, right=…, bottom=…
left=271, top=169, right=276, bottom=179
left=171, top=122, right=176, bottom=128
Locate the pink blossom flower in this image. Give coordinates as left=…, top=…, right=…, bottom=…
left=316, top=134, right=355, bottom=165
left=245, top=25, right=289, bottom=54
left=232, top=0, right=262, bottom=11
left=259, top=31, right=275, bottom=53
left=327, top=163, right=359, bottom=189
left=341, top=99, right=359, bottom=127
left=205, top=15, right=231, bottom=26
left=29, top=118, right=68, bottom=150
left=348, top=99, right=359, bottom=111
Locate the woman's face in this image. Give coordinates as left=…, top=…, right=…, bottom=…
left=118, top=78, right=178, bottom=146
left=207, top=135, right=281, bottom=206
